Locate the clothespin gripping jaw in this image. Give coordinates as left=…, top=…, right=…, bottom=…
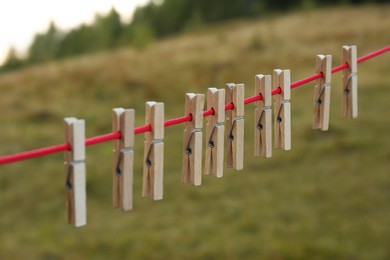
left=205, top=88, right=225, bottom=178
left=342, top=45, right=358, bottom=118
left=273, top=69, right=291, bottom=151
left=64, top=117, right=86, bottom=228
left=254, top=74, right=272, bottom=158
left=142, top=102, right=164, bottom=201
left=112, top=108, right=134, bottom=211
left=182, top=93, right=204, bottom=186
left=225, top=83, right=244, bottom=170
left=313, top=54, right=332, bottom=131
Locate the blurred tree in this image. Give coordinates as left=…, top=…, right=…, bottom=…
left=183, top=8, right=205, bottom=32
left=264, top=0, right=297, bottom=11
left=57, top=24, right=98, bottom=57
left=94, top=8, right=123, bottom=49
left=129, top=22, right=156, bottom=49
left=1, top=47, right=24, bottom=72
left=28, top=22, right=61, bottom=63
left=301, top=0, right=318, bottom=9
left=131, top=0, right=190, bottom=37
left=57, top=8, right=123, bottom=58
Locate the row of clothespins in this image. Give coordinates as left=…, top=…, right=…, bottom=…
left=64, top=45, right=358, bottom=227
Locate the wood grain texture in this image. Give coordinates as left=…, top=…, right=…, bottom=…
left=182, top=93, right=204, bottom=186
left=254, top=74, right=272, bottom=158
left=112, top=108, right=134, bottom=211
left=205, top=88, right=225, bottom=178
left=342, top=45, right=358, bottom=118
left=225, top=83, right=244, bottom=170
left=313, top=55, right=332, bottom=131
left=64, top=118, right=86, bottom=227
left=273, top=69, right=291, bottom=151
left=142, top=102, right=164, bottom=201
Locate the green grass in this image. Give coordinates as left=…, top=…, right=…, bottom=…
left=1, top=5, right=390, bottom=259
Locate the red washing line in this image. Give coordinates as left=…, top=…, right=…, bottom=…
left=0, top=45, right=389, bottom=166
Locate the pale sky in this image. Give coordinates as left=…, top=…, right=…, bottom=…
left=0, top=0, right=150, bottom=65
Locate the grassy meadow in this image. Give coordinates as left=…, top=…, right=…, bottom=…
left=1, top=5, right=390, bottom=259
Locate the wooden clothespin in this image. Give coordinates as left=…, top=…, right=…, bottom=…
left=273, top=69, right=291, bottom=151
left=112, top=108, right=134, bottom=211
left=64, top=117, right=86, bottom=227
left=313, top=54, right=332, bottom=131
left=205, top=88, right=225, bottom=178
left=342, top=45, right=358, bottom=118
left=182, top=93, right=205, bottom=186
left=225, top=83, right=244, bottom=170
left=142, top=102, right=164, bottom=201
left=254, top=74, right=272, bottom=158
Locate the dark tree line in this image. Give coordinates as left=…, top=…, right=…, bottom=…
left=1, top=0, right=386, bottom=73
left=131, top=0, right=386, bottom=37
left=1, top=8, right=127, bottom=72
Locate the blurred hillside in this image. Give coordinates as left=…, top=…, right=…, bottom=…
left=1, top=4, right=390, bottom=259
left=0, top=0, right=388, bottom=72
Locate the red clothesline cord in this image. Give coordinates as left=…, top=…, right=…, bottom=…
left=1, top=45, right=389, bottom=166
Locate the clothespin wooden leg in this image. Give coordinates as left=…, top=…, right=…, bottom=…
left=254, top=74, right=272, bottom=158
left=225, top=83, right=244, bottom=170
left=313, top=54, right=332, bottom=131
left=182, top=93, right=205, bottom=186
left=64, top=117, right=86, bottom=227
left=342, top=45, right=358, bottom=118
left=205, top=88, right=225, bottom=178
left=112, top=108, right=134, bottom=211
left=273, top=69, right=291, bottom=151
left=142, top=102, right=164, bottom=201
